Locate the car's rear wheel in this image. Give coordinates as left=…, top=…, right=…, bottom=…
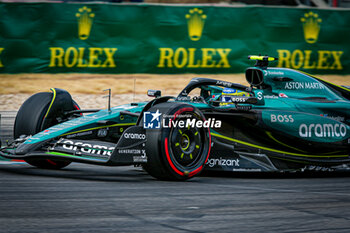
left=14, top=92, right=79, bottom=169
left=143, top=102, right=211, bottom=181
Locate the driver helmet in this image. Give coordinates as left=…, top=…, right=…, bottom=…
left=220, top=87, right=251, bottom=105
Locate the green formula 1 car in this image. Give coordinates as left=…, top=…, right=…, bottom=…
left=1, top=56, right=350, bottom=180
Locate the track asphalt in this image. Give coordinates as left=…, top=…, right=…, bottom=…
left=1, top=111, right=350, bottom=233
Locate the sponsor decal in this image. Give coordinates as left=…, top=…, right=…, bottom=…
left=62, top=140, right=114, bottom=156
left=157, top=8, right=231, bottom=69
left=123, top=133, right=146, bottom=140
left=222, top=88, right=236, bottom=94
left=118, top=149, right=147, bottom=162
left=301, top=11, right=321, bottom=44
left=320, top=114, right=345, bottom=122
left=66, top=130, right=93, bottom=139
left=186, top=8, right=206, bottom=41
left=49, top=47, right=118, bottom=68
left=277, top=49, right=343, bottom=70
left=206, top=157, right=240, bottom=168
left=157, top=48, right=231, bottom=69
left=279, top=93, right=288, bottom=98
left=133, top=156, right=147, bottom=163
left=49, top=6, right=118, bottom=69
left=221, top=96, right=232, bottom=103
left=232, top=168, right=262, bottom=172
left=231, top=97, right=248, bottom=103
left=264, top=95, right=279, bottom=99
left=284, top=82, right=325, bottom=90
left=299, top=123, right=347, bottom=138
left=176, top=96, right=191, bottom=101
left=39, top=129, right=52, bottom=135
left=216, top=80, right=232, bottom=87
left=76, top=6, right=95, bottom=40
left=62, top=121, right=84, bottom=127
left=263, top=70, right=284, bottom=76
left=97, top=129, right=108, bottom=138
left=277, top=12, right=343, bottom=70
left=118, top=149, right=143, bottom=154
left=256, top=92, right=264, bottom=100
left=271, top=114, right=294, bottom=123
left=222, top=95, right=250, bottom=103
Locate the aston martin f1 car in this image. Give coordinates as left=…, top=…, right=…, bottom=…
left=1, top=56, right=350, bottom=180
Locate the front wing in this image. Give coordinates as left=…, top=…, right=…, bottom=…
left=0, top=126, right=148, bottom=166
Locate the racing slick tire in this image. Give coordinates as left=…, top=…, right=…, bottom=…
left=14, top=92, right=79, bottom=169
left=143, top=102, right=211, bottom=181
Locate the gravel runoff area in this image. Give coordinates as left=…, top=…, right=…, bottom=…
left=0, top=73, right=241, bottom=111
left=1, top=73, right=349, bottom=111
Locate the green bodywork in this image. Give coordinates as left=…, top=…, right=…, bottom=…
left=1, top=63, right=349, bottom=170
left=24, top=104, right=144, bottom=145
left=20, top=66, right=350, bottom=151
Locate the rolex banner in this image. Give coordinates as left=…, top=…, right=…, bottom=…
left=0, top=3, right=349, bottom=74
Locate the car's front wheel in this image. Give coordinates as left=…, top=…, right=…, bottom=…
left=143, top=102, right=211, bottom=181
left=14, top=91, right=80, bottom=169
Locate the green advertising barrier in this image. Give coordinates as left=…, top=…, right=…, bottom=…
left=0, top=3, right=349, bottom=74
